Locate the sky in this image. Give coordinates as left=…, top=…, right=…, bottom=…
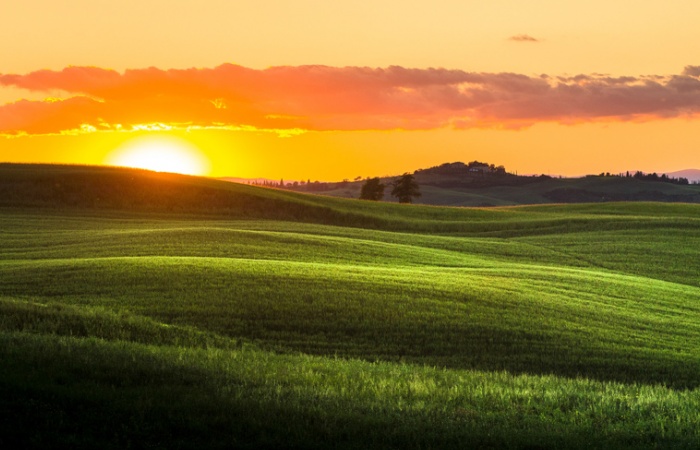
left=2, top=0, right=700, bottom=179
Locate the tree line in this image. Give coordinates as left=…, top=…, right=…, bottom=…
left=248, top=179, right=333, bottom=191
left=595, top=171, right=693, bottom=185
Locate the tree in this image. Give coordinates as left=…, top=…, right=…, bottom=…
left=359, top=177, right=385, bottom=201
left=391, top=173, right=421, bottom=204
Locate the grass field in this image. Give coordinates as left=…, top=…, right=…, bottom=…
left=2, top=164, right=700, bottom=448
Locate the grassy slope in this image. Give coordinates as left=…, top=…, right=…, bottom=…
left=2, top=164, right=700, bottom=448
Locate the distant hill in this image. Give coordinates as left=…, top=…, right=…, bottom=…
left=664, top=169, right=700, bottom=183
left=5, top=163, right=700, bottom=215
left=0, top=163, right=527, bottom=233
left=0, top=163, right=370, bottom=226
left=306, top=161, right=700, bottom=206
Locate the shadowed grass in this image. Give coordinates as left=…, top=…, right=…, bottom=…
left=3, top=331, right=700, bottom=450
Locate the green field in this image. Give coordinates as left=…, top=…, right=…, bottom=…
left=2, top=164, right=700, bottom=448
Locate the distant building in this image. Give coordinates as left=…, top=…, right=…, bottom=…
left=468, top=164, right=491, bottom=174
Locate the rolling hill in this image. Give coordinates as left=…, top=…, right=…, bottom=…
left=665, top=168, right=700, bottom=183
left=2, top=163, right=700, bottom=448
left=288, top=161, right=700, bottom=206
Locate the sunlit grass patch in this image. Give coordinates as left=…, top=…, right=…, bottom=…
left=2, top=255, right=699, bottom=388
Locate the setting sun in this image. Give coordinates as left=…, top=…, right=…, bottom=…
left=105, top=136, right=210, bottom=176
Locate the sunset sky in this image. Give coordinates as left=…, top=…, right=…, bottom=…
left=2, top=1, right=700, bottom=179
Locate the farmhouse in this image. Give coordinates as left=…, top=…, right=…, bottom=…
left=468, top=164, right=491, bottom=174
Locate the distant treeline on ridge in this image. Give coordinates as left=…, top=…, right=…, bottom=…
left=247, top=160, right=698, bottom=194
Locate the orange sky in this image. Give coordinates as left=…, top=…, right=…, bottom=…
left=2, top=1, right=700, bottom=179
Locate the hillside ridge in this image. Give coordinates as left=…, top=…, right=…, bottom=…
left=285, top=161, right=700, bottom=206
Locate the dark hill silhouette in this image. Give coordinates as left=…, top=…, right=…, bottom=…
left=295, top=161, right=700, bottom=206
left=4, top=163, right=700, bottom=213
left=0, top=164, right=377, bottom=227
left=412, top=161, right=540, bottom=189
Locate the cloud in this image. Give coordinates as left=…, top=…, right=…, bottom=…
left=2, top=63, right=700, bottom=136
left=682, top=65, right=700, bottom=77
left=508, top=34, right=540, bottom=42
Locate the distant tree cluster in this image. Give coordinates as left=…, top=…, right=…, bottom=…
left=591, top=171, right=693, bottom=185
left=592, top=171, right=692, bottom=185
left=250, top=179, right=332, bottom=191
left=249, top=179, right=285, bottom=188
left=415, top=161, right=507, bottom=177
left=630, top=171, right=690, bottom=185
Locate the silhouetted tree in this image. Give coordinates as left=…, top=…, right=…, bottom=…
left=391, top=173, right=421, bottom=204
left=359, top=177, right=385, bottom=201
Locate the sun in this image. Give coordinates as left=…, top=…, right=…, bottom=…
left=105, top=136, right=210, bottom=176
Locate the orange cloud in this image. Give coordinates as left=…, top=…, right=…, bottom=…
left=2, top=64, right=700, bottom=135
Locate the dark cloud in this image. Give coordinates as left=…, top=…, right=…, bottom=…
left=2, top=64, right=700, bottom=135
left=508, top=34, right=540, bottom=42
left=682, top=66, right=700, bottom=77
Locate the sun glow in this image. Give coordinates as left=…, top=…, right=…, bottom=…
left=105, top=136, right=210, bottom=176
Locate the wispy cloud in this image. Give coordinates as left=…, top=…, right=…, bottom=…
left=508, top=34, right=540, bottom=43
left=2, top=64, right=700, bottom=136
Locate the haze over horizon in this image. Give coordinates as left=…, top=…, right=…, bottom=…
left=3, top=1, right=700, bottom=180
